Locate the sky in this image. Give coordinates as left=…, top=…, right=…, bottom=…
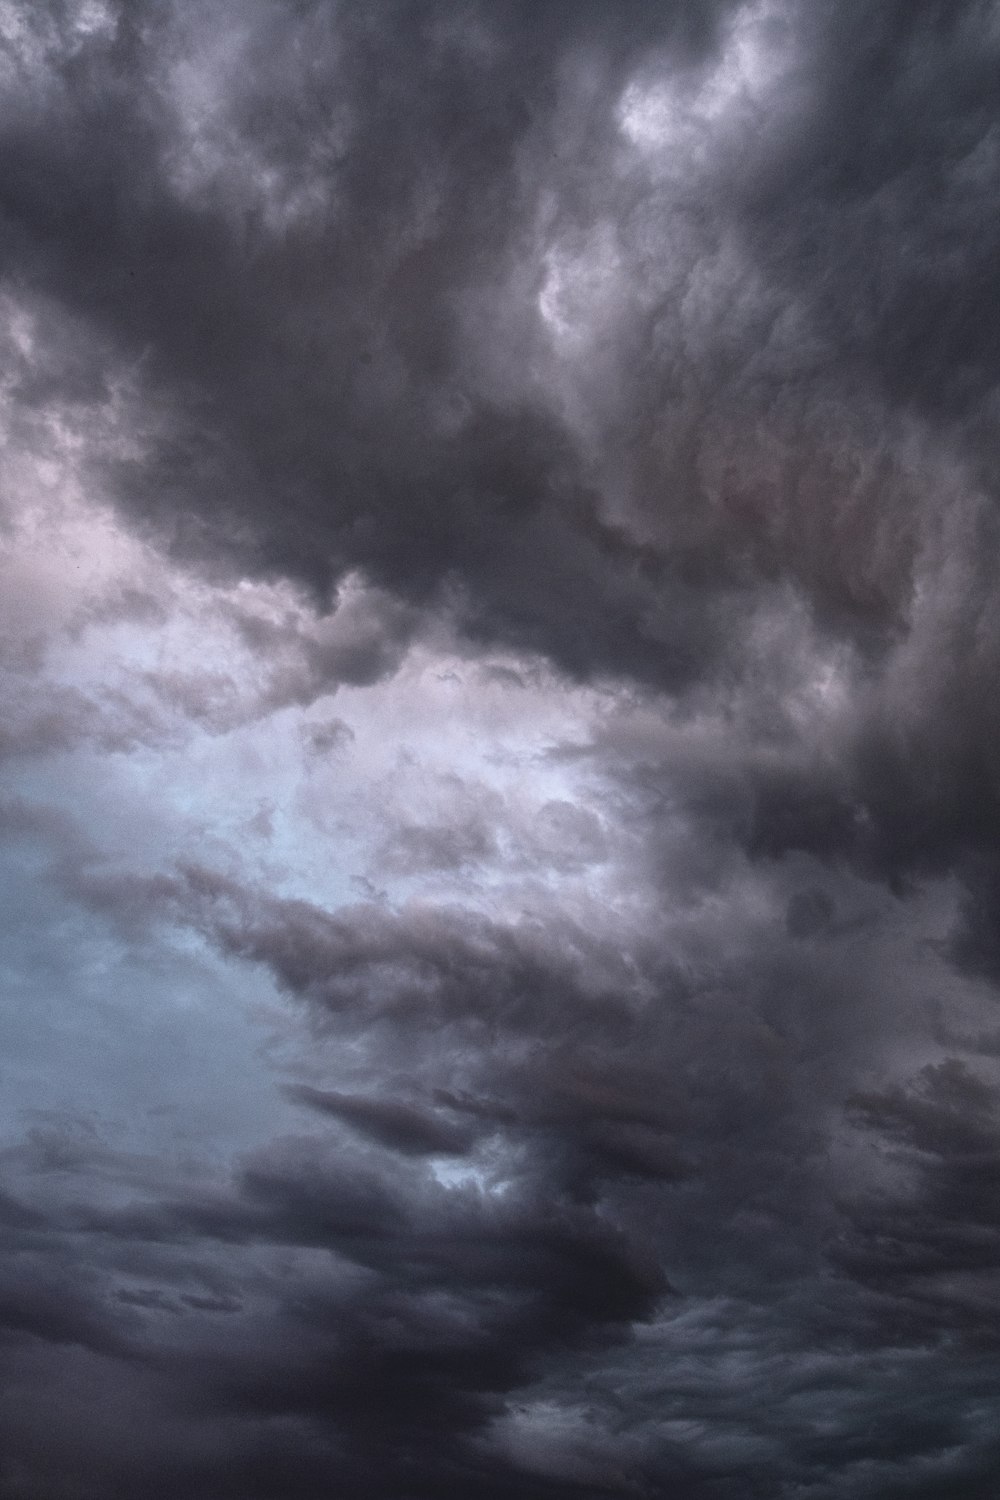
left=1, top=1, right=999, bottom=1496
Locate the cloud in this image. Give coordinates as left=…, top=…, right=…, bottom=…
left=283, top=1085, right=479, bottom=1157
left=2, top=1, right=1000, bottom=1497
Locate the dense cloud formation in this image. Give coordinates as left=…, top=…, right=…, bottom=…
left=2, top=1, right=1000, bottom=1496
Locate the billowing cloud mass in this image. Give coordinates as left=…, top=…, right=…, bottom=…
left=1, top=1, right=1000, bottom=1495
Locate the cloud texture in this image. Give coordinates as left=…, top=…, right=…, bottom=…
left=1, top=1, right=1000, bottom=1495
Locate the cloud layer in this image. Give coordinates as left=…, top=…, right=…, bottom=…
left=1, top=2, right=1000, bottom=1496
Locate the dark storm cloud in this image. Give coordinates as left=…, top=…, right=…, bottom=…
left=0, top=3, right=670, bottom=658
left=283, top=1083, right=478, bottom=1155
left=838, top=1057, right=1000, bottom=1344
left=0, top=823, right=994, bottom=1498
left=0, top=1091, right=668, bottom=1497
left=0, top=0, right=995, bottom=683
left=4, top=1, right=1000, bottom=1498
left=0, top=0, right=789, bottom=690
left=739, top=0, right=1000, bottom=428
left=3, top=698, right=999, bottom=1494
left=3, top=0, right=998, bottom=857
left=44, top=844, right=931, bottom=1271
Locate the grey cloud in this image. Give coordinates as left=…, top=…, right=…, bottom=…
left=3, top=1, right=1000, bottom=1497
left=283, top=1084, right=479, bottom=1157
left=0, top=1108, right=668, bottom=1496
left=0, top=0, right=993, bottom=708
left=0, top=0, right=751, bottom=694
left=300, top=714, right=354, bottom=758
left=0, top=802, right=994, bottom=1496
left=834, top=1057, right=1000, bottom=1356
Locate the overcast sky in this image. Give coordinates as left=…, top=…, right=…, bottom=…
left=1, top=2, right=1000, bottom=1496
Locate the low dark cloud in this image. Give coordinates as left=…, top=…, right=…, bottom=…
left=2, top=0, right=1000, bottom=1496
left=283, top=1084, right=479, bottom=1156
